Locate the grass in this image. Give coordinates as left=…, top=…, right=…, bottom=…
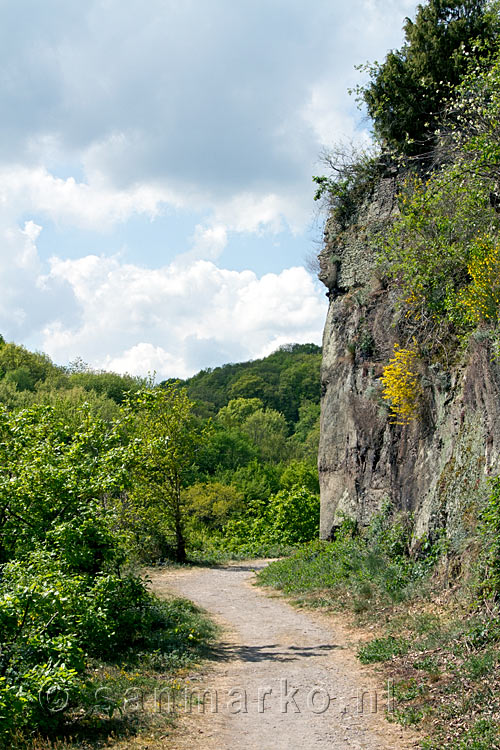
left=257, top=530, right=432, bottom=612
left=358, top=635, right=411, bottom=663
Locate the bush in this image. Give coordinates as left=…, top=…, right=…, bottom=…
left=183, top=482, right=244, bottom=531
left=312, top=144, right=381, bottom=228
left=381, top=168, right=492, bottom=321
left=221, top=486, right=320, bottom=553
left=455, top=236, right=500, bottom=326
left=279, top=459, right=320, bottom=494
left=47, top=511, right=124, bottom=575
left=381, top=344, right=422, bottom=424
left=0, top=551, right=216, bottom=741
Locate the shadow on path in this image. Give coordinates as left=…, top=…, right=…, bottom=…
left=209, top=642, right=342, bottom=664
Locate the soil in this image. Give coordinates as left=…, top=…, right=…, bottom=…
left=149, top=561, right=422, bottom=750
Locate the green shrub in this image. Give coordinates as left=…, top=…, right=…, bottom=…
left=221, top=486, right=320, bottom=554
left=477, top=477, right=500, bottom=597
left=312, top=145, right=381, bottom=228
left=279, top=459, right=319, bottom=494
left=47, top=511, right=124, bottom=574
left=0, top=551, right=216, bottom=741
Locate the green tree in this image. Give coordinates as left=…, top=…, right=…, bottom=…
left=194, top=424, right=257, bottom=476
left=69, top=370, right=145, bottom=404
left=0, top=342, right=62, bottom=390
left=278, top=358, right=321, bottom=422
left=229, top=372, right=273, bottom=402
left=183, top=482, right=244, bottom=531
left=241, top=407, right=289, bottom=463
left=360, top=0, right=497, bottom=155
left=0, top=403, right=128, bottom=563
left=280, top=459, right=320, bottom=494
left=216, top=397, right=264, bottom=428
left=221, top=459, right=281, bottom=503
left=126, top=385, right=207, bottom=562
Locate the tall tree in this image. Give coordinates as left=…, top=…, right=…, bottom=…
left=361, top=0, right=497, bottom=155
left=127, top=385, right=206, bottom=563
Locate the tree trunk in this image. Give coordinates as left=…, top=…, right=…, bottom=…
left=174, top=516, right=186, bottom=563
left=173, top=484, right=186, bottom=563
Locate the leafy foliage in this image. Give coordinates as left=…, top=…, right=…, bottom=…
left=240, top=407, right=289, bottom=462
left=0, top=398, right=216, bottom=743
left=222, top=486, right=320, bottom=552
left=379, top=43, right=500, bottom=354
left=359, top=0, right=498, bottom=155
left=381, top=167, right=498, bottom=323
left=455, top=236, right=500, bottom=325
left=183, top=482, right=244, bottom=531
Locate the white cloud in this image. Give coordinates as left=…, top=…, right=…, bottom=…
left=0, top=216, right=326, bottom=378
left=213, top=192, right=303, bottom=236
left=0, top=166, right=176, bottom=230
left=0, top=217, right=79, bottom=342
left=103, top=343, right=190, bottom=380
left=0, top=165, right=310, bottom=257
left=41, top=254, right=327, bottom=378
left=178, top=223, right=229, bottom=263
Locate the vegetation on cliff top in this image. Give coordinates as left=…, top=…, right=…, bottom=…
left=359, top=0, right=499, bottom=156
left=318, top=0, right=500, bottom=423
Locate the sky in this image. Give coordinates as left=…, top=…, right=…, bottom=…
left=0, top=0, right=417, bottom=379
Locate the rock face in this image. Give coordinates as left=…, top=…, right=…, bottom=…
left=318, top=178, right=500, bottom=547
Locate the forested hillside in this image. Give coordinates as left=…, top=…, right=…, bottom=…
left=176, top=342, right=321, bottom=422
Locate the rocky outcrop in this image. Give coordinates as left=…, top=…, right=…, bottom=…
left=318, top=178, right=500, bottom=548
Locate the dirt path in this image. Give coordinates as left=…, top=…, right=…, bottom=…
left=150, top=561, right=420, bottom=750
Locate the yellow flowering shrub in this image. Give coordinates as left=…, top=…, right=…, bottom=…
left=381, top=344, right=422, bottom=425
left=456, top=237, right=500, bottom=326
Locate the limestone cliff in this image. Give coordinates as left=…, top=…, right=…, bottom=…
left=318, top=178, right=500, bottom=548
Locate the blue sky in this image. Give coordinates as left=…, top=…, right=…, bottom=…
left=0, top=0, right=416, bottom=378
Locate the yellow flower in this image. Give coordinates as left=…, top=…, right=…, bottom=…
left=381, top=344, right=422, bottom=425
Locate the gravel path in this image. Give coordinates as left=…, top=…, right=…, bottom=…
left=150, top=561, right=420, bottom=750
